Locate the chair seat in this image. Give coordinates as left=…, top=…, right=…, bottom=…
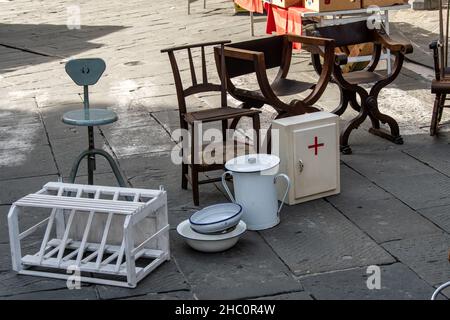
left=271, top=78, right=314, bottom=96
left=184, top=107, right=260, bottom=123
left=343, top=71, right=385, bottom=85
left=183, top=140, right=256, bottom=166
left=62, top=108, right=118, bottom=126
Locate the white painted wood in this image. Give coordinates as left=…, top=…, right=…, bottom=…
left=7, top=205, right=22, bottom=272
left=8, top=182, right=170, bottom=288
left=272, top=112, right=341, bottom=205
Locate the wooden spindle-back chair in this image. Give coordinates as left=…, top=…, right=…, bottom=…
left=430, top=0, right=450, bottom=136
left=161, top=41, right=261, bottom=206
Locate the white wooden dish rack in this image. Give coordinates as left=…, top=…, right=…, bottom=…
left=7, top=182, right=170, bottom=288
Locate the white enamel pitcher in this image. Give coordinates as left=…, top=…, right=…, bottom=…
left=221, top=154, right=290, bottom=231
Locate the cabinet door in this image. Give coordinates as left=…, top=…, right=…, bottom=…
left=293, top=123, right=338, bottom=199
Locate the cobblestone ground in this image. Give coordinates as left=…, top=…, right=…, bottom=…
left=0, top=0, right=449, bottom=300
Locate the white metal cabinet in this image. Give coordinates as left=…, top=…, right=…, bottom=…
left=272, top=112, right=340, bottom=205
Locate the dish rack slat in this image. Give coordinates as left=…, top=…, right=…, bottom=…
left=8, top=182, right=170, bottom=288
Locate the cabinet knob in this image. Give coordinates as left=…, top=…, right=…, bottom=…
left=298, top=160, right=304, bottom=173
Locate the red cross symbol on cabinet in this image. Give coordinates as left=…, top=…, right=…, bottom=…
left=308, top=136, right=325, bottom=156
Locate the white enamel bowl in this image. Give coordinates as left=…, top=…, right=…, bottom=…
left=189, top=203, right=242, bottom=234
left=177, top=219, right=246, bottom=253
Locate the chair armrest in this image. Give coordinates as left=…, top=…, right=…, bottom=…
left=286, top=34, right=335, bottom=47
left=222, top=47, right=263, bottom=61
left=374, top=31, right=413, bottom=54
left=161, top=40, right=231, bottom=53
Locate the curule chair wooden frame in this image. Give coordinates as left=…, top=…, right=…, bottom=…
left=161, top=41, right=261, bottom=206
left=430, top=0, right=450, bottom=136
left=311, top=21, right=413, bottom=154
left=214, top=34, right=336, bottom=119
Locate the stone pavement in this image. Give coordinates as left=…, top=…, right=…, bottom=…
left=0, top=0, right=449, bottom=300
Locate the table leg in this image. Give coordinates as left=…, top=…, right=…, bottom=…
left=384, top=10, right=392, bottom=75
left=250, top=11, right=254, bottom=37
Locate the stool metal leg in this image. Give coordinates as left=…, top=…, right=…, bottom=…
left=88, top=126, right=96, bottom=185
left=69, top=148, right=127, bottom=187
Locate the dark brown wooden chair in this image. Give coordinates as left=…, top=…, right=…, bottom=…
left=311, top=21, right=413, bottom=154
left=429, top=40, right=450, bottom=136
left=161, top=41, right=261, bottom=206
left=429, top=0, right=450, bottom=136
left=214, top=34, right=336, bottom=119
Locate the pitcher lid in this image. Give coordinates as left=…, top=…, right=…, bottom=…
left=225, top=154, right=280, bottom=173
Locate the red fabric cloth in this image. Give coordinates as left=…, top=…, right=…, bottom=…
left=265, top=4, right=312, bottom=50
left=234, top=0, right=264, bottom=13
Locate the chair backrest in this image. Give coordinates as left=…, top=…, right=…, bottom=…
left=224, top=36, right=287, bottom=78
left=65, top=58, right=106, bottom=86
left=161, top=41, right=230, bottom=126
left=313, top=21, right=375, bottom=47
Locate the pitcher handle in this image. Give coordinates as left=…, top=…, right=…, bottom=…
left=274, top=173, right=290, bottom=214
left=221, top=171, right=235, bottom=203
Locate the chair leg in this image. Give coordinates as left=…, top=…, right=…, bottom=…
left=340, top=103, right=369, bottom=155
left=366, top=96, right=403, bottom=145
left=222, top=119, right=228, bottom=142
left=332, top=88, right=350, bottom=116
left=182, top=162, right=188, bottom=190
left=68, top=148, right=127, bottom=187
left=191, top=167, right=200, bottom=206
left=438, top=94, right=446, bottom=123
left=348, top=92, right=361, bottom=113
left=252, top=114, right=261, bottom=153
left=431, top=93, right=442, bottom=136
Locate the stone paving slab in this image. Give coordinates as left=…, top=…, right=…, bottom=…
left=122, top=290, right=195, bottom=300
left=0, top=174, right=59, bottom=205
left=327, top=165, right=391, bottom=207
left=0, top=145, right=58, bottom=181
left=382, top=233, right=450, bottom=286
left=342, top=150, right=437, bottom=180
left=0, top=243, right=12, bottom=272
left=171, top=230, right=303, bottom=300
left=122, top=152, right=228, bottom=218
left=329, top=197, right=442, bottom=244
left=419, top=205, right=450, bottom=234
left=0, top=272, right=70, bottom=297
left=96, top=261, right=190, bottom=300
left=0, top=123, right=48, bottom=150
left=300, top=263, right=441, bottom=300
left=403, top=144, right=450, bottom=176
left=259, top=200, right=395, bottom=276
left=103, top=120, right=174, bottom=158
left=2, top=287, right=99, bottom=300
left=254, top=291, right=312, bottom=300
left=51, top=135, right=114, bottom=178
left=0, top=205, right=51, bottom=244
left=373, top=172, right=450, bottom=210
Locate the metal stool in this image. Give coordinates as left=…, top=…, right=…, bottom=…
left=63, top=58, right=126, bottom=186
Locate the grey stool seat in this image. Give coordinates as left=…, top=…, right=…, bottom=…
left=62, top=108, right=118, bottom=126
